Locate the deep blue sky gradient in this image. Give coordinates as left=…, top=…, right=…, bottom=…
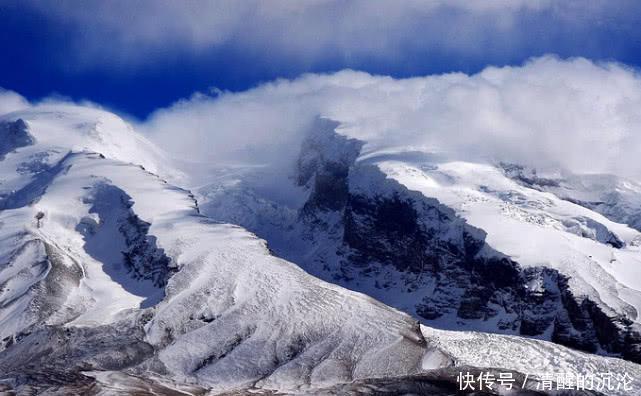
left=3, top=2, right=641, bottom=119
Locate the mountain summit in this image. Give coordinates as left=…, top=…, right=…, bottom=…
left=0, top=105, right=639, bottom=395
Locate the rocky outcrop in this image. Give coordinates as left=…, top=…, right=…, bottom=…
left=297, top=118, right=363, bottom=214
left=83, top=183, right=176, bottom=289
left=284, top=124, right=641, bottom=364
left=120, top=210, right=174, bottom=288
left=0, top=316, right=155, bottom=393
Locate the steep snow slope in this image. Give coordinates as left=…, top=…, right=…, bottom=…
left=196, top=118, right=641, bottom=365
left=379, top=157, right=641, bottom=319
left=0, top=106, right=438, bottom=393
left=1, top=106, right=640, bottom=395
left=501, top=163, right=641, bottom=235
left=421, top=324, right=641, bottom=395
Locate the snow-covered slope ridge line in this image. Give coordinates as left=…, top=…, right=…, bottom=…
left=0, top=106, right=444, bottom=393
left=197, top=118, right=641, bottom=366
left=1, top=105, right=640, bottom=395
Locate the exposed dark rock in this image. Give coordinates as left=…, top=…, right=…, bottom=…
left=83, top=183, right=176, bottom=290
left=500, top=162, right=560, bottom=188
left=297, top=118, right=363, bottom=216
left=344, top=193, right=435, bottom=273
left=0, top=317, right=156, bottom=394
left=120, top=209, right=175, bottom=288
left=289, top=126, right=641, bottom=364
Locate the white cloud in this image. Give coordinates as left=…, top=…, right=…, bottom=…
left=4, top=56, right=639, bottom=180
left=0, top=89, right=30, bottom=116
left=141, top=56, right=641, bottom=179
left=20, top=0, right=633, bottom=69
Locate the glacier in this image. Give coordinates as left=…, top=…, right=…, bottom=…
left=0, top=104, right=639, bottom=395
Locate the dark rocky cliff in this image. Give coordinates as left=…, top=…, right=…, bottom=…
left=289, top=124, right=641, bottom=364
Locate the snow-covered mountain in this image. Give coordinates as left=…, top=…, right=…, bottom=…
left=200, top=120, right=641, bottom=362
left=0, top=105, right=640, bottom=395
left=197, top=119, right=641, bottom=366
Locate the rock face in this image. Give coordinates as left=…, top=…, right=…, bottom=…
left=0, top=107, right=440, bottom=394
left=347, top=184, right=641, bottom=362
left=83, top=183, right=175, bottom=289
left=2, top=107, right=641, bottom=395
left=198, top=119, right=641, bottom=365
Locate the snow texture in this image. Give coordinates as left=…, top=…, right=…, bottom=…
left=0, top=105, right=639, bottom=395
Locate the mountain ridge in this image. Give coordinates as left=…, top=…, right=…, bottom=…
left=197, top=118, right=641, bottom=364
left=0, top=105, right=639, bottom=394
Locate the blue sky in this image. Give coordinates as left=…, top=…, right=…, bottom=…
left=2, top=1, right=641, bottom=119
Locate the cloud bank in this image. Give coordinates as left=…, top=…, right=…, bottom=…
left=141, top=56, right=641, bottom=179
left=3, top=56, right=641, bottom=180
left=17, top=1, right=641, bottom=71
left=0, top=89, right=30, bottom=115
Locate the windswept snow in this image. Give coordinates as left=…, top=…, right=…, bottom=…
left=0, top=105, right=433, bottom=393
left=422, top=325, right=641, bottom=396
left=190, top=118, right=641, bottom=375
left=376, top=155, right=641, bottom=324
left=1, top=105, right=640, bottom=395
